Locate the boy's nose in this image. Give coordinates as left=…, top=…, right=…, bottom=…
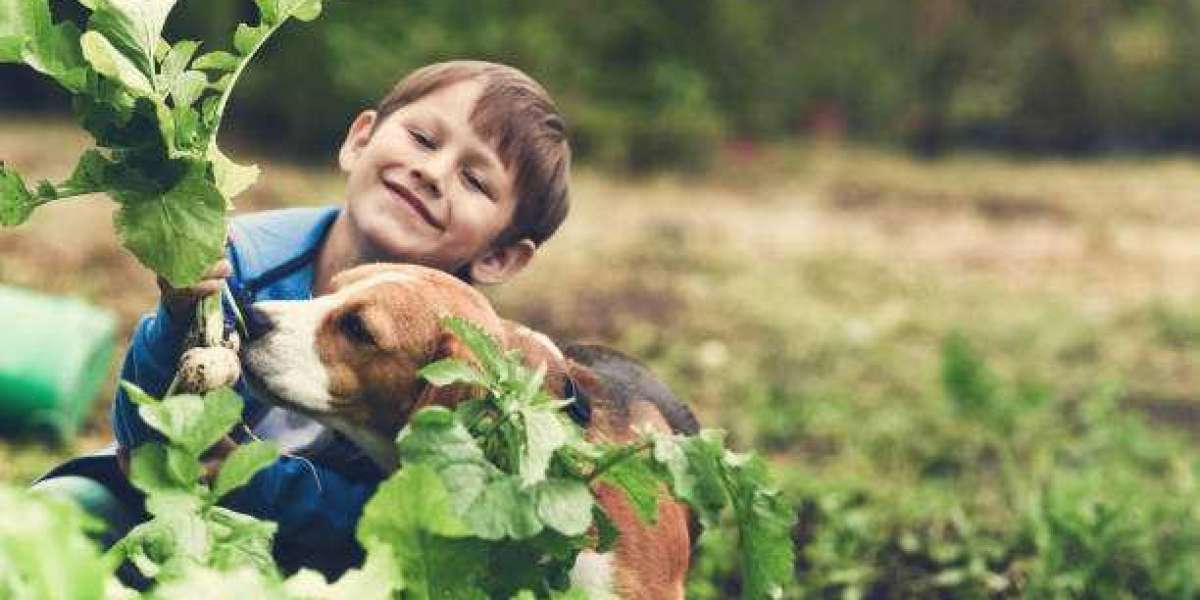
left=411, top=166, right=442, bottom=199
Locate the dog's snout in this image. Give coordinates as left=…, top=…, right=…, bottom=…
left=244, top=304, right=276, bottom=340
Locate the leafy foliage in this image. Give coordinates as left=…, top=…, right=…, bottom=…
left=0, top=0, right=326, bottom=286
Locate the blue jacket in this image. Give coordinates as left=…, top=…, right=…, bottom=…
left=111, top=205, right=380, bottom=575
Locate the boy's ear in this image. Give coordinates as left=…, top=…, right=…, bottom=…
left=338, top=110, right=378, bottom=172
left=469, top=239, right=536, bottom=286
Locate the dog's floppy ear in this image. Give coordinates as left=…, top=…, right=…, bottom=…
left=411, top=329, right=483, bottom=412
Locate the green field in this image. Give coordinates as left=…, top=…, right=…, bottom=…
left=3, top=120, right=1200, bottom=597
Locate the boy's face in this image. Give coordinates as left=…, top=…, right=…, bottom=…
left=338, top=79, right=530, bottom=282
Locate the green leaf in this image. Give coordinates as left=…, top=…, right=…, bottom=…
left=80, top=30, right=152, bottom=96
left=396, top=407, right=496, bottom=514
left=169, top=70, right=207, bottom=109
left=208, top=143, right=259, bottom=201
left=721, top=451, right=795, bottom=599
left=206, top=506, right=278, bottom=574
left=212, top=440, right=279, bottom=499
left=534, top=479, right=594, bottom=537
left=233, top=22, right=268, bottom=55
left=137, top=386, right=242, bottom=457
left=57, top=149, right=114, bottom=197
left=113, top=159, right=227, bottom=288
left=121, top=380, right=159, bottom=406
left=86, top=0, right=177, bottom=80
left=285, top=542, right=402, bottom=599
left=128, top=442, right=177, bottom=495
left=165, top=443, right=202, bottom=487
left=443, top=316, right=509, bottom=383
left=256, top=0, right=323, bottom=26
left=0, top=0, right=88, bottom=90
left=0, top=163, right=39, bottom=226
left=464, top=476, right=544, bottom=541
left=653, top=430, right=729, bottom=526
left=358, top=464, right=489, bottom=600
left=0, top=486, right=109, bottom=600
left=597, top=454, right=663, bottom=524
left=419, top=358, right=487, bottom=388
left=519, top=409, right=572, bottom=486
left=159, top=39, right=199, bottom=85
left=191, top=50, right=238, bottom=71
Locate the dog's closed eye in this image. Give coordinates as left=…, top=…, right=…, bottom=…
left=338, top=311, right=378, bottom=348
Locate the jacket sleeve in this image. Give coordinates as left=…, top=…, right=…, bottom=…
left=110, top=302, right=191, bottom=448
left=221, top=455, right=378, bottom=570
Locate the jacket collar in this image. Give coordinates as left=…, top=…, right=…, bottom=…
left=228, top=205, right=341, bottom=294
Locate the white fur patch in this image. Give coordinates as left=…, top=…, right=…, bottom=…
left=569, top=551, right=617, bottom=599
left=243, top=298, right=334, bottom=412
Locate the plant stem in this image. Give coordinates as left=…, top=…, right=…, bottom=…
left=588, top=438, right=655, bottom=483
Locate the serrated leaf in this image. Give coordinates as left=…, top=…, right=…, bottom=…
left=87, top=0, right=176, bottom=80
left=419, top=358, right=487, bottom=387
left=443, top=316, right=509, bottom=383
left=233, top=22, right=268, bottom=55
left=113, top=160, right=227, bottom=287
left=464, top=476, right=544, bottom=541
left=208, top=143, right=259, bottom=201
left=721, top=451, right=795, bottom=599
left=57, top=148, right=113, bottom=197
left=534, top=479, right=594, bottom=537
left=191, top=50, right=238, bottom=71
left=597, top=455, right=663, bottom=524
left=212, top=440, right=279, bottom=499
left=519, top=409, right=571, bottom=486
left=80, top=30, right=152, bottom=96
left=1, top=163, right=39, bottom=226
left=653, top=430, right=729, bottom=526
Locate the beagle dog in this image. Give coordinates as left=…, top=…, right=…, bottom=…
left=239, top=263, right=697, bottom=599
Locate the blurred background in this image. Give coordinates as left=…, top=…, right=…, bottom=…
left=4, top=0, right=1200, bottom=597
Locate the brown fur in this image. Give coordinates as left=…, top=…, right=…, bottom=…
left=304, top=263, right=691, bottom=599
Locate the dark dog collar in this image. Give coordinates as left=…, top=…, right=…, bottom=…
left=562, top=376, right=592, bottom=426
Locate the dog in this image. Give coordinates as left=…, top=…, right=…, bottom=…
left=239, top=263, right=698, bottom=599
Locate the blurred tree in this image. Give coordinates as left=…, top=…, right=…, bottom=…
left=5, top=0, right=1200, bottom=167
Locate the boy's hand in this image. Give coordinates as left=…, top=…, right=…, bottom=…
left=158, top=259, right=232, bottom=320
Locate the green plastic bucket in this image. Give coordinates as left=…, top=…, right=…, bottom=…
left=0, top=286, right=116, bottom=439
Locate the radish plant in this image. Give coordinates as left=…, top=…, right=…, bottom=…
left=0, top=0, right=325, bottom=372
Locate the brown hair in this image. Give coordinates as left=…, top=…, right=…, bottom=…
left=375, top=61, right=570, bottom=248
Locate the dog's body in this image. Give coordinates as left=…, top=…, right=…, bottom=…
left=239, top=263, right=695, bottom=599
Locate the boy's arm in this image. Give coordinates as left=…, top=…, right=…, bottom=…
left=111, top=302, right=191, bottom=448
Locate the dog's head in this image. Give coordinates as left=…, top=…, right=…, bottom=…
left=240, top=262, right=564, bottom=467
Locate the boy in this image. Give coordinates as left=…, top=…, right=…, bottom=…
left=42, top=60, right=571, bottom=577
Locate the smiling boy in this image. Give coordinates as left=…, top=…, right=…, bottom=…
left=43, top=61, right=570, bottom=577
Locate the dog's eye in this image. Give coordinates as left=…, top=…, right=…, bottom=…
left=339, top=312, right=377, bottom=347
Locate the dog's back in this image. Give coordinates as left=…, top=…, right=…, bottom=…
left=563, top=343, right=700, bottom=437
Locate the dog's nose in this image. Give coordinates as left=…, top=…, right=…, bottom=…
left=244, top=304, right=276, bottom=340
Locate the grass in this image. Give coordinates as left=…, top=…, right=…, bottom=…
left=3, top=118, right=1200, bottom=596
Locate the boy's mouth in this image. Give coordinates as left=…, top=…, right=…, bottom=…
left=381, top=177, right=444, bottom=231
